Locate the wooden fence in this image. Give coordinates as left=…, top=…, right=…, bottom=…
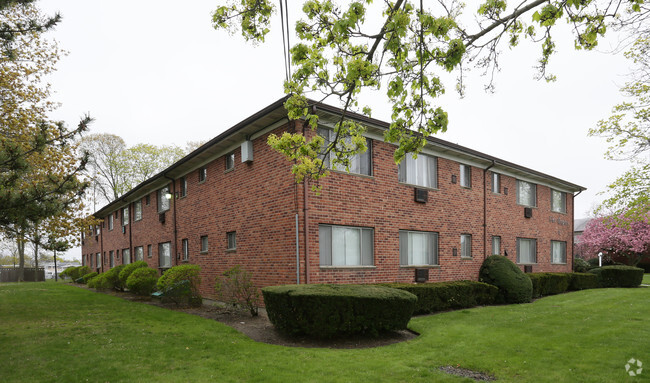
left=0, top=267, right=45, bottom=282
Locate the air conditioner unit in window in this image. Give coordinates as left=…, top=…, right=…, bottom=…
left=159, top=212, right=166, bottom=224
left=415, top=268, right=429, bottom=283
left=414, top=188, right=428, bottom=203
left=524, top=207, right=533, bottom=218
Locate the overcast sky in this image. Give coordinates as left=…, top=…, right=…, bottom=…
left=38, top=1, right=633, bottom=260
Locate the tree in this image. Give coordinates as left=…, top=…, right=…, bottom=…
left=81, top=134, right=193, bottom=208
left=590, top=36, right=650, bottom=219
left=214, top=0, right=646, bottom=186
left=0, top=3, right=95, bottom=281
left=0, top=0, right=60, bottom=59
left=576, top=213, right=650, bottom=266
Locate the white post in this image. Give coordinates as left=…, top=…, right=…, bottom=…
left=598, top=252, right=602, bottom=267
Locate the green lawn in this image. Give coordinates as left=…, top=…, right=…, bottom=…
left=1, top=283, right=648, bottom=382
left=643, top=273, right=650, bottom=284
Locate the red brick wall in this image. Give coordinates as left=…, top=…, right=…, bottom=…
left=83, top=120, right=575, bottom=298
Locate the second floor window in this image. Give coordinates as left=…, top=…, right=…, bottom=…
left=460, top=164, right=471, bottom=188
left=122, top=207, right=129, bottom=226
left=398, top=153, right=437, bottom=188
left=517, top=180, right=537, bottom=207
left=158, top=186, right=170, bottom=212
left=551, top=190, right=566, bottom=213
left=492, top=172, right=500, bottom=194
left=198, top=167, right=207, bottom=182
left=317, top=127, right=372, bottom=176
left=134, top=201, right=142, bottom=221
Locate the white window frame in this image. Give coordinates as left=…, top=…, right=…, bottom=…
left=134, top=201, right=142, bottom=221
left=182, top=239, right=189, bottom=261
left=227, top=232, right=237, bottom=250
left=399, top=230, right=438, bottom=266
left=517, top=238, right=537, bottom=264
left=159, top=242, right=171, bottom=268
left=200, top=235, right=208, bottom=253
left=319, top=224, right=374, bottom=266
left=551, top=190, right=566, bottom=213
left=317, top=127, right=372, bottom=176
left=123, top=248, right=131, bottom=265
left=108, top=214, right=114, bottom=231
left=96, top=253, right=101, bottom=270
left=158, top=186, right=170, bottom=212
left=398, top=153, right=437, bottom=188
left=516, top=180, right=537, bottom=207
left=551, top=240, right=567, bottom=264
left=198, top=167, right=207, bottom=183
left=491, top=236, right=501, bottom=255
left=180, top=176, right=187, bottom=197
left=460, top=234, right=472, bottom=258
left=122, top=207, right=129, bottom=226
left=226, top=153, right=235, bottom=171
left=492, top=172, right=500, bottom=194
left=460, top=164, right=471, bottom=188
left=134, top=246, right=144, bottom=262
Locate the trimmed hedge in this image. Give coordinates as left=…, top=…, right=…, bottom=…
left=573, top=258, right=590, bottom=273
left=568, top=272, right=599, bottom=291
left=119, top=261, right=148, bottom=288
left=126, top=267, right=158, bottom=296
left=157, top=265, right=202, bottom=306
left=82, top=272, right=99, bottom=284
left=590, top=265, right=644, bottom=287
left=380, top=280, right=498, bottom=315
left=479, top=255, right=532, bottom=304
left=527, top=273, right=571, bottom=298
left=63, top=266, right=91, bottom=282
left=262, top=284, right=417, bottom=338
left=100, top=265, right=126, bottom=290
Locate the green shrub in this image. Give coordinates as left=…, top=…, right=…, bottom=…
left=100, top=265, right=126, bottom=291
left=157, top=265, right=202, bottom=306
left=595, top=265, right=644, bottom=288
left=573, top=258, right=590, bottom=273
left=527, top=273, right=571, bottom=298
left=215, top=265, right=261, bottom=317
left=379, top=280, right=498, bottom=315
left=60, top=266, right=76, bottom=280
left=479, top=255, right=532, bottom=304
left=119, top=261, right=148, bottom=289
left=126, top=267, right=159, bottom=296
left=263, top=284, right=416, bottom=338
left=568, top=272, right=599, bottom=291
left=87, top=273, right=102, bottom=288
left=82, top=272, right=98, bottom=284
left=73, top=266, right=91, bottom=282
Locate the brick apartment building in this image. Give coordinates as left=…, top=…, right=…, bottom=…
left=81, top=97, right=585, bottom=298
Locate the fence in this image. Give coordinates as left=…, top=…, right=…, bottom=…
left=0, top=267, right=45, bottom=282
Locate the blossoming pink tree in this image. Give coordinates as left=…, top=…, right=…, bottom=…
left=577, top=213, right=650, bottom=266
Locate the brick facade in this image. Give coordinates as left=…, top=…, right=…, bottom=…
left=81, top=98, right=584, bottom=298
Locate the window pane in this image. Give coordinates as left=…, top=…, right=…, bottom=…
left=551, top=190, right=566, bottom=213
left=492, top=173, right=500, bottom=193
left=552, top=241, right=566, bottom=263
left=158, top=187, right=170, bottom=212
left=159, top=243, right=171, bottom=268
left=517, top=181, right=536, bottom=207
left=461, top=235, right=472, bottom=258
left=517, top=238, right=536, bottom=263
left=402, top=154, right=435, bottom=188
left=319, top=225, right=332, bottom=266
left=492, top=236, right=501, bottom=255
left=123, top=249, right=131, bottom=264
left=135, top=247, right=143, bottom=262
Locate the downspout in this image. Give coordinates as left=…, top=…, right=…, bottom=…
left=304, top=181, right=310, bottom=284
left=100, top=220, right=104, bottom=272
left=165, top=175, right=178, bottom=266
left=121, top=197, right=133, bottom=264
left=483, top=160, right=495, bottom=259
left=571, top=190, right=582, bottom=270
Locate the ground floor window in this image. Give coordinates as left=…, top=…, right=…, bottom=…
left=159, top=242, right=171, bottom=268
left=182, top=239, right=189, bottom=261
left=123, top=249, right=131, bottom=265
left=551, top=240, right=567, bottom=264
left=134, top=246, right=144, bottom=262
left=319, top=224, right=374, bottom=266
left=491, top=236, right=501, bottom=255
left=460, top=234, right=472, bottom=258
left=227, top=232, right=236, bottom=250
left=399, top=230, right=438, bottom=266
left=109, top=250, right=114, bottom=267
left=517, top=238, right=537, bottom=264
left=95, top=253, right=101, bottom=270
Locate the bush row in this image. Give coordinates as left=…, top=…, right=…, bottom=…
left=61, top=265, right=91, bottom=282
left=379, top=280, right=498, bottom=315
left=262, top=284, right=416, bottom=338
left=527, top=272, right=598, bottom=298
left=588, top=265, right=644, bottom=287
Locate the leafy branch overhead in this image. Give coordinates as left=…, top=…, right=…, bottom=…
left=213, top=0, right=645, bottom=185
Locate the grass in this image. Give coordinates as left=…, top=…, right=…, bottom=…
left=1, top=283, right=648, bottom=382
left=643, top=273, right=650, bottom=284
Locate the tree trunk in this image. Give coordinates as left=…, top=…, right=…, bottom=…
left=33, top=234, right=39, bottom=282
left=16, top=235, right=25, bottom=282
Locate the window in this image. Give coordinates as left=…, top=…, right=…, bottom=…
left=159, top=242, right=171, bottom=268
left=398, top=153, right=437, bottom=188
left=158, top=186, right=170, bottom=212
left=517, top=180, right=537, bottom=207
left=491, top=236, right=501, bottom=255
left=317, top=127, right=372, bottom=176
left=492, top=172, right=500, bottom=194
left=319, top=225, right=373, bottom=266
left=180, top=176, right=187, bottom=197
left=108, top=214, right=114, bottom=231
left=147, top=244, right=152, bottom=258
left=460, top=164, right=471, bottom=188
left=145, top=195, right=150, bottom=205
left=109, top=250, right=114, bottom=267
left=116, top=249, right=119, bottom=261
left=551, top=190, right=566, bottom=213
left=198, top=167, right=207, bottom=182
left=200, top=235, right=208, bottom=253
left=225, top=153, right=235, bottom=171
left=227, top=232, right=237, bottom=250
left=96, top=253, right=101, bottom=269
left=122, top=207, right=129, bottom=226
left=134, top=201, right=142, bottom=221
left=123, top=248, right=131, bottom=265
left=95, top=225, right=100, bottom=236
left=182, top=239, right=189, bottom=261
left=460, top=234, right=472, bottom=258
left=517, top=238, right=537, bottom=264
left=134, top=246, right=144, bottom=262
left=399, top=230, right=438, bottom=266
left=551, top=241, right=567, bottom=264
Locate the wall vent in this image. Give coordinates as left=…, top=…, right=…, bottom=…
left=414, top=188, right=428, bottom=203
left=415, top=268, right=429, bottom=283
left=524, top=265, right=533, bottom=273
left=524, top=207, right=533, bottom=218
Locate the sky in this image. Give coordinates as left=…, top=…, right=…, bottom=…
left=37, top=0, right=634, bottom=260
